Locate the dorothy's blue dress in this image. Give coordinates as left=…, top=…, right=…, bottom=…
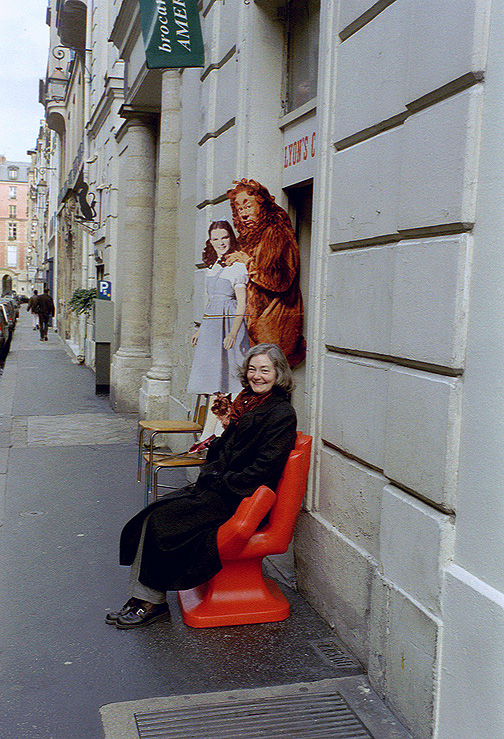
left=187, top=262, right=250, bottom=394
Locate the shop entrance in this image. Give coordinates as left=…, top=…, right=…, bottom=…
left=286, top=182, right=312, bottom=431
left=2, top=274, right=12, bottom=296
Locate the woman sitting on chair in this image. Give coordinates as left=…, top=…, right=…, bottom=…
left=107, top=343, right=297, bottom=629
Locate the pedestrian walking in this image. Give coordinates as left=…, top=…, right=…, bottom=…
left=34, top=288, right=55, bottom=342
left=27, top=290, right=39, bottom=331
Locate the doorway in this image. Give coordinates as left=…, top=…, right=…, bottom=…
left=286, top=182, right=312, bottom=432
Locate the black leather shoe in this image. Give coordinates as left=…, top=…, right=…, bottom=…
left=105, top=597, right=141, bottom=625
left=115, top=601, right=170, bottom=629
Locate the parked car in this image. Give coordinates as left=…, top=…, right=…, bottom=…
left=0, top=301, right=16, bottom=338
left=3, top=294, right=20, bottom=317
left=0, top=308, right=9, bottom=359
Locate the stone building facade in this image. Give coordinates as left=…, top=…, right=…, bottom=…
left=36, top=1, right=504, bottom=737
left=0, top=158, right=30, bottom=297
left=27, top=122, right=59, bottom=295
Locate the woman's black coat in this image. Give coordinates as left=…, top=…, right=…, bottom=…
left=120, top=388, right=297, bottom=592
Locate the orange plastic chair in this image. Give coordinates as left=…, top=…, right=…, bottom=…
left=178, top=432, right=312, bottom=627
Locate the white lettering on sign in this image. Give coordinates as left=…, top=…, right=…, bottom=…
left=173, top=0, right=192, bottom=51
left=157, top=0, right=172, bottom=52
left=282, top=113, right=317, bottom=188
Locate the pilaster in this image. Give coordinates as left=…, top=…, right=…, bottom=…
left=110, top=110, right=156, bottom=412
left=139, top=70, right=182, bottom=418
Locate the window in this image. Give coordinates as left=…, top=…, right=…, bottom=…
left=8, top=168, right=18, bottom=180
left=284, top=0, right=320, bottom=113
left=9, top=205, right=16, bottom=218
left=7, top=245, right=17, bottom=267
left=8, top=223, right=17, bottom=240
left=9, top=186, right=17, bottom=199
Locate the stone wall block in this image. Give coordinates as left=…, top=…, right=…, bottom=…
left=196, top=139, right=213, bottom=206
left=380, top=484, right=455, bottom=614
left=129, top=32, right=148, bottom=78
left=201, top=1, right=217, bottom=63
left=202, top=0, right=238, bottom=65
left=406, top=0, right=491, bottom=104
left=368, top=572, right=440, bottom=739
left=437, top=564, right=504, bottom=739
left=333, top=2, right=406, bottom=143
left=326, top=244, right=394, bottom=354
left=318, top=446, right=387, bottom=560
left=214, top=1, right=239, bottom=59
left=384, top=367, right=462, bottom=508
left=295, top=511, right=375, bottom=666
left=326, top=236, right=470, bottom=369
left=199, top=90, right=212, bottom=144
left=339, top=0, right=383, bottom=33
left=322, top=354, right=388, bottom=469
left=398, top=88, right=483, bottom=231
left=214, top=59, right=238, bottom=132
left=330, top=128, right=400, bottom=245
left=195, top=214, right=211, bottom=263
left=212, top=126, right=237, bottom=199
left=389, top=235, right=470, bottom=368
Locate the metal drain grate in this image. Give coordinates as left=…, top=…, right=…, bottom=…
left=135, top=691, right=372, bottom=738
left=309, top=638, right=364, bottom=674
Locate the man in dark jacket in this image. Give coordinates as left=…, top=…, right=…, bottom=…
left=27, top=290, right=39, bottom=331
left=34, top=288, right=55, bottom=342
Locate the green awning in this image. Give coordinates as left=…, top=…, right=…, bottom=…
left=138, top=0, right=204, bottom=69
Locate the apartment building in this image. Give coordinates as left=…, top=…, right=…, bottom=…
left=37, top=2, right=504, bottom=737
left=0, top=158, right=30, bottom=297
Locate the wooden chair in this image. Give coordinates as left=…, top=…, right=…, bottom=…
left=178, top=432, right=312, bottom=627
left=137, top=394, right=209, bottom=505
left=144, top=449, right=207, bottom=506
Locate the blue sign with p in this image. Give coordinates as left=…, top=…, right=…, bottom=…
left=97, top=280, right=112, bottom=300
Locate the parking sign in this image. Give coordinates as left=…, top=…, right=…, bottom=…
left=97, top=280, right=112, bottom=300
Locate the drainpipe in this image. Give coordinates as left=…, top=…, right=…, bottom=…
left=80, top=6, right=93, bottom=361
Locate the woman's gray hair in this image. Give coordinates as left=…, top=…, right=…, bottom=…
left=238, top=343, right=294, bottom=392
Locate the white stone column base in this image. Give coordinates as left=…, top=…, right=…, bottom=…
left=110, top=351, right=151, bottom=413
left=139, top=375, right=173, bottom=419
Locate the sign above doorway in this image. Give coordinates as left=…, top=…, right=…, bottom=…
left=282, top=111, right=317, bottom=188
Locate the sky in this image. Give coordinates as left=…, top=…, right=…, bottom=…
left=0, top=2, right=50, bottom=163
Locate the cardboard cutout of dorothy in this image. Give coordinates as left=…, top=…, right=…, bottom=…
left=187, top=180, right=306, bottom=412
left=187, top=220, right=250, bottom=395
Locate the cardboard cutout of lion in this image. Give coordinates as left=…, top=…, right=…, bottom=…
left=226, top=179, right=306, bottom=368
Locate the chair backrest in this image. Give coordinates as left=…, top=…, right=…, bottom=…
left=193, top=393, right=209, bottom=427
left=258, top=432, right=312, bottom=552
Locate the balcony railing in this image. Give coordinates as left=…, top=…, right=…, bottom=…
left=58, top=140, right=84, bottom=207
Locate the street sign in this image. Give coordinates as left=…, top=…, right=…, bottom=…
left=138, top=0, right=204, bottom=69
left=97, top=280, right=112, bottom=300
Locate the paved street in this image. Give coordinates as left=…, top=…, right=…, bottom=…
left=0, top=314, right=410, bottom=739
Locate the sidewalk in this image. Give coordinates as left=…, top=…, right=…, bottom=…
left=0, top=313, right=412, bottom=739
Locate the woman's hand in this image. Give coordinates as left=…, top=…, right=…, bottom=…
left=223, top=333, right=236, bottom=350
left=211, top=393, right=232, bottom=428
left=225, top=251, right=249, bottom=266
left=191, top=328, right=200, bottom=346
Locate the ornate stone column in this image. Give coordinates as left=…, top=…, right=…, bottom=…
left=110, top=110, right=156, bottom=412
left=139, top=70, right=181, bottom=418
